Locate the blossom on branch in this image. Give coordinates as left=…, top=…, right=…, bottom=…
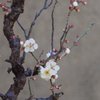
left=23, top=38, right=38, bottom=53
left=39, top=60, right=60, bottom=81
left=65, top=48, right=70, bottom=54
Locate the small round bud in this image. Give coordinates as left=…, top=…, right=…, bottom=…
left=30, top=76, right=36, bottom=80
left=0, top=3, right=3, bottom=6
left=53, top=48, right=58, bottom=53
left=81, top=1, right=87, bottom=5
left=63, top=29, right=66, bottom=32
left=75, top=7, right=80, bottom=12
left=64, top=40, right=69, bottom=43
left=13, top=35, right=17, bottom=39
left=73, top=41, right=78, bottom=46
left=20, top=47, right=25, bottom=51
left=69, top=5, right=73, bottom=10
left=55, top=85, right=61, bottom=89
left=70, top=25, right=74, bottom=28
left=76, top=34, right=80, bottom=38
left=20, top=41, right=24, bottom=45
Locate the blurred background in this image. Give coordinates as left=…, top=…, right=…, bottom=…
left=0, top=0, right=100, bottom=100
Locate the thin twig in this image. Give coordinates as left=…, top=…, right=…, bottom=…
left=30, top=52, right=38, bottom=62
left=28, top=78, right=32, bottom=97
left=50, top=79, right=55, bottom=97
left=51, top=0, right=58, bottom=56
left=60, top=9, right=73, bottom=47
left=16, top=20, right=27, bottom=39
left=57, top=22, right=95, bottom=61
left=69, top=22, right=95, bottom=50
left=27, top=0, right=53, bottom=39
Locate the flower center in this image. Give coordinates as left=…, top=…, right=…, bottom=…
left=45, top=70, right=49, bottom=74
left=29, top=43, right=34, bottom=48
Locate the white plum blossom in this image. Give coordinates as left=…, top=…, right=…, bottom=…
left=72, top=1, right=78, bottom=7
left=39, top=65, right=57, bottom=81
left=39, top=59, right=60, bottom=81
left=23, top=38, right=38, bottom=53
left=46, top=60, right=60, bottom=72
left=65, top=48, right=70, bottom=54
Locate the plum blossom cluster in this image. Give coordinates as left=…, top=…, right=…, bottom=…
left=39, top=59, right=60, bottom=82
left=20, top=38, right=38, bottom=53
left=69, top=0, right=87, bottom=12
left=0, top=0, right=11, bottom=15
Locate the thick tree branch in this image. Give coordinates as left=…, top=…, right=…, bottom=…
left=2, top=0, right=26, bottom=100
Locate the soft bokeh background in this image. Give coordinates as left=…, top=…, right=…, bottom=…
left=0, top=0, right=100, bottom=100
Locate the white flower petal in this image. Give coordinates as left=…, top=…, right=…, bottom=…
left=29, top=47, right=34, bottom=52
left=54, top=65, right=60, bottom=71
left=29, top=38, right=35, bottom=43
left=73, top=1, right=78, bottom=7
left=46, top=53, right=51, bottom=58
left=24, top=47, right=30, bottom=52
left=34, top=43, right=38, bottom=49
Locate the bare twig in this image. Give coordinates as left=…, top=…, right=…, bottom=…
left=17, top=20, right=27, bottom=39
left=27, top=0, right=53, bottom=39
left=51, top=0, right=58, bottom=56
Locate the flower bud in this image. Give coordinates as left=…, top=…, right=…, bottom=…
left=76, top=34, right=80, bottom=38
left=64, top=40, right=69, bottom=43
left=20, top=41, right=24, bottom=45
left=75, top=7, right=80, bottom=12
left=81, top=1, right=87, bottom=5
left=13, top=35, right=17, bottom=39
left=53, top=48, right=58, bottom=53
left=69, top=5, right=73, bottom=10
left=30, top=76, right=36, bottom=80
left=20, top=47, right=25, bottom=51
left=55, top=85, right=61, bottom=89
left=73, top=41, right=78, bottom=46
left=70, top=25, right=74, bottom=28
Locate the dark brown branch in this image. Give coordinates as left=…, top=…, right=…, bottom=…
left=26, top=92, right=64, bottom=100
left=2, top=0, right=26, bottom=100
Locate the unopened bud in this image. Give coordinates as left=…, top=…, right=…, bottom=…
left=64, top=40, right=69, bottom=43
left=53, top=48, right=58, bottom=53
left=55, top=85, right=61, bottom=89
left=73, top=41, right=78, bottom=46
left=70, top=25, right=74, bottom=28
left=76, top=34, right=80, bottom=38
left=20, top=47, right=25, bottom=51
left=75, top=7, right=80, bottom=12
left=69, top=5, right=73, bottom=10
left=20, top=41, right=24, bottom=45
left=81, top=1, right=87, bottom=5
left=13, top=35, right=17, bottom=39
left=30, top=76, right=36, bottom=80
